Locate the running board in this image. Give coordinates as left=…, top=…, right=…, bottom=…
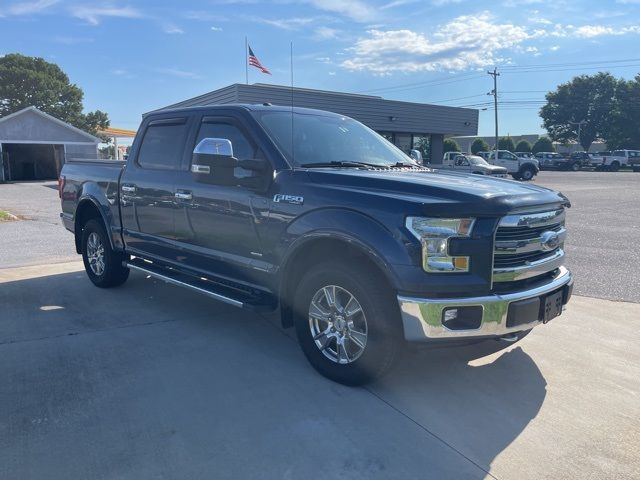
left=125, top=261, right=244, bottom=308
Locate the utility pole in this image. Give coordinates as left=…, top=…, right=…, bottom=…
left=487, top=67, right=500, bottom=159
left=570, top=120, right=587, bottom=151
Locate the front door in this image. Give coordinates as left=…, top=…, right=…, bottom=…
left=120, top=116, right=192, bottom=260
left=172, top=116, right=270, bottom=285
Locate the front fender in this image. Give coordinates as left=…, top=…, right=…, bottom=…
left=278, top=207, right=413, bottom=289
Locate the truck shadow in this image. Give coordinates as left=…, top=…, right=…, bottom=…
left=371, top=340, right=547, bottom=474
left=1, top=268, right=545, bottom=478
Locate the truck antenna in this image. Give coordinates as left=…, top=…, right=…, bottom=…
left=290, top=41, right=295, bottom=166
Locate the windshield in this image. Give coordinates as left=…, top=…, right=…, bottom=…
left=256, top=111, right=413, bottom=167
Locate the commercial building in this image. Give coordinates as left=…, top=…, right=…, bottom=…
left=157, top=83, right=479, bottom=163
left=0, top=106, right=99, bottom=182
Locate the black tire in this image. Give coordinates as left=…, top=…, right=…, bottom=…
left=633, top=167, right=640, bottom=173
left=81, top=219, right=129, bottom=288
left=571, top=162, right=580, bottom=172
left=511, top=173, right=521, bottom=180
left=610, top=161, right=620, bottom=172
left=293, top=261, right=401, bottom=385
left=519, top=166, right=535, bottom=181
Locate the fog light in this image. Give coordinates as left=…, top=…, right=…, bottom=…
left=442, top=306, right=483, bottom=330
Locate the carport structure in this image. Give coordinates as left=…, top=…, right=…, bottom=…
left=0, top=106, right=100, bottom=182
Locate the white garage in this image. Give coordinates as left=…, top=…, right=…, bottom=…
left=0, top=106, right=99, bottom=182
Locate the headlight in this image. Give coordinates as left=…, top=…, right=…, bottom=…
left=405, top=217, right=475, bottom=273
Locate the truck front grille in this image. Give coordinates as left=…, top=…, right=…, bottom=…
left=493, top=209, right=566, bottom=283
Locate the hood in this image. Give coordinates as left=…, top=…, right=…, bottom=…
left=305, top=168, right=569, bottom=216
left=483, top=165, right=508, bottom=173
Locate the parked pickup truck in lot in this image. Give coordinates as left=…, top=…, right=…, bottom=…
left=487, top=150, right=540, bottom=181
left=60, top=104, right=573, bottom=385
left=590, top=150, right=640, bottom=171
left=439, top=153, right=508, bottom=177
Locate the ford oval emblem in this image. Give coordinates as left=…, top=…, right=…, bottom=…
left=540, top=231, right=560, bottom=251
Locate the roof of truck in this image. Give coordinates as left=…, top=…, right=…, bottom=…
left=144, top=103, right=344, bottom=118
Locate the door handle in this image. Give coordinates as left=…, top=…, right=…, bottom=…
left=175, top=191, right=193, bottom=201
left=121, top=184, right=136, bottom=193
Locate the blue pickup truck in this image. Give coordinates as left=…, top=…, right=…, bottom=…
left=60, top=104, right=573, bottom=385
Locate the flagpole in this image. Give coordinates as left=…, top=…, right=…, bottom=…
left=245, top=36, right=249, bottom=85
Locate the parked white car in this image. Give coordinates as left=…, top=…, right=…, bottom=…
left=440, top=154, right=508, bottom=177
left=487, top=150, right=540, bottom=181
left=590, top=150, right=640, bottom=171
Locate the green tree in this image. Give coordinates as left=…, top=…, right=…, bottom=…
left=606, top=74, right=640, bottom=149
left=497, top=136, right=515, bottom=151
left=0, top=53, right=109, bottom=136
left=415, top=136, right=431, bottom=162
left=471, top=138, right=489, bottom=154
left=532, top=136, right=554, bottom=153
left=515, top=140, right=532, bottom=152
left=540, top=72, right=617, bottom=151
left=443, top=138, right=461, bottom=154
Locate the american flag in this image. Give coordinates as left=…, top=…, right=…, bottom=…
left=248, top=45, right=271, bottom=75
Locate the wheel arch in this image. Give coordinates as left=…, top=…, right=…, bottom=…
left=74, top=197, right=114, bottom=254
left=278, top=234, right=400, bottom=329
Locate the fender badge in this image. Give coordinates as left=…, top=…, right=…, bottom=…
left=273, top=194, right=304, bottom=205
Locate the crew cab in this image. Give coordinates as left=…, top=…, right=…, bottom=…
left=60, top=105, right=573, bottom=385
left=440, top=153, right=508, bottom=177
left=487, top=150, right=540, bottom=181
left=535, top=152, right=579, bottom=171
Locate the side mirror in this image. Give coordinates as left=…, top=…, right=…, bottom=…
left=410, top=149, right=423, bottom=163
left=191, top=137, right=271, bottom=190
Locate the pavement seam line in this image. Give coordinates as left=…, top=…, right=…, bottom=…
left=257, top=312, right=499, bottom=479
left=363, top=385, right=500, bottom=480
left=0, top=318, right=179, bottom=347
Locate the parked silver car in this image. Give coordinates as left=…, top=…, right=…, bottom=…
left=441, top=154, right=508, bottom=177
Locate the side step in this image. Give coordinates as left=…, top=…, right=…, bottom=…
left=124, top=258, right=276, bottom=312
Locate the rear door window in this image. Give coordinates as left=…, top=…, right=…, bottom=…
left=137, top=118, right=189, bottom=170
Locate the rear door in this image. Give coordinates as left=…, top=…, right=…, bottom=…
left=120, top=115, right=193, bottom=260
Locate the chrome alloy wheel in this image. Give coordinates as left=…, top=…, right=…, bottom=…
left=86, top=232, right=105, bottom=276
left=308, top=285, right=368, bottom=364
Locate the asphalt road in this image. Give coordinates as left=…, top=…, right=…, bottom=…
left=1, top=262, right=639, bottom=479
left=1, top=172, right=639, bottom=301
left=0, top=181, right=76, bottom=268
left=533, top=170, right=640, bottom=303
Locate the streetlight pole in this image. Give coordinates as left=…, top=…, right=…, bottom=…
left=570, top=120, right=587, bottom=151
left=488, top=68, right=500, bottom=160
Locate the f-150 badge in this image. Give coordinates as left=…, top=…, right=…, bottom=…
left=273, top=194, right=304, bottom=205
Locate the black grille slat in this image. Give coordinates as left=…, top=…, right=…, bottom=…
left=495, top=223, right=563, bottom=241
left=494, top=248, right=560, bottom=267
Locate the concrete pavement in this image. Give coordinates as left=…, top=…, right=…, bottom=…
left=1, top=262, right=638, bottom=479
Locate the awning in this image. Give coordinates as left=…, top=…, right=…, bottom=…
left=99, top=127, right=137, bottom=138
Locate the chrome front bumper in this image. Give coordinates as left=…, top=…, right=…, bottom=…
left=397, top=266, right=573, bottom=341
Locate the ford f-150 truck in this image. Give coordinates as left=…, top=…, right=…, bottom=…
left=60, top=104, right=573, bottom=385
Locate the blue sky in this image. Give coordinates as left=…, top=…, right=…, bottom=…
left=1, top=0, right=640, bottom=138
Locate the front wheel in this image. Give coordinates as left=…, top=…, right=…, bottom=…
left=610, top=161, right=620, bottom=172
left=293, top=262, right=401, bottom=385
left=81, top=219, right=129, bottom=288
left=571, top=162, right=581, bottom=172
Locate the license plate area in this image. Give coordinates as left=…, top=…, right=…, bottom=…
left=542, top=289, right=564, bottom=323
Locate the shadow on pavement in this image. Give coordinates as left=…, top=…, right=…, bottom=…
left=0, top=268, right=546, bottom=478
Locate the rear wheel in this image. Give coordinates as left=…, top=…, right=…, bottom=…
left=293, top=262, right=401, bottom=385
left=571, top=162, right=581, bottom=172
left=81, top=219, right=129, bottom=288
left=519, top=166, right=536, bottom=181
left=610, top=161, right=620, bottom=172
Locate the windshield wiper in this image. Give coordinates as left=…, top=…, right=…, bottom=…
left=389, top=161, right=421, bottom=168
left=299, top=161, right=380, bottom=169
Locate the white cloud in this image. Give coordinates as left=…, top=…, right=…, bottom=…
left=0, top=0, right=58, bottom=16
left=307, top=0, right=377, bottom=22
left=381, top=0, right=419, bottom=9
left=211, top=26, right=223, bottom=31
left=53, top=35, right=94, bottom=44
left=313, top=26, right=339, bottom=40
left=431, top=0, right=464, bottom=6
left=341, top=13, right=531, bottom=74
left=550, top=45, right=560, bottom=51
left=70, top=4, right=143, bottom=25
left=571, top=24, right=640, bottom=38
left=156, top=68, right=202, bottom=80
left=257, top=16, right=315, bottom=30
left=163, top=24, right=184, bottom=34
